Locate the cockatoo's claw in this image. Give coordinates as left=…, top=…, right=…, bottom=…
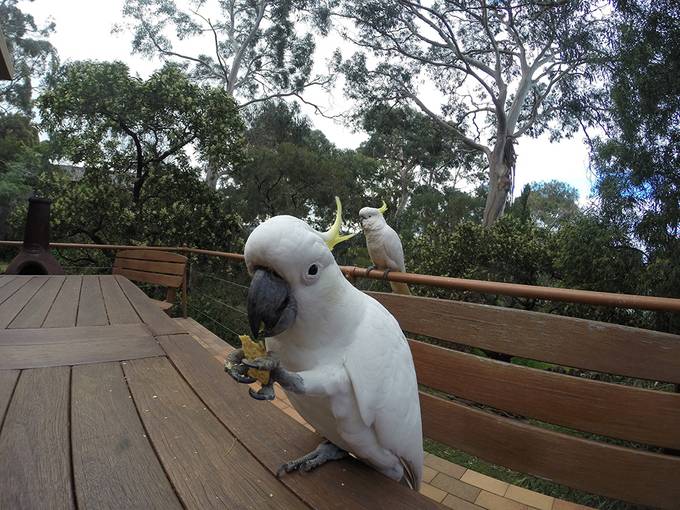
left=225, top=363, right=257, bottom=384
left=224, top=349, right=258, bottom=384
left=243, top=355, right=279, bottom=371
left=249, top=385, right=275, bottom=401
left=366, top=264, right=376, bottom=272
left=276, top=441, right=348, bottom=478
left=225, top=347, right=245, bottom=365
left=381, top=268, right=392, bottom=280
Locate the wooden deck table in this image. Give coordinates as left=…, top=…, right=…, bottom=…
left=0, top=275, right=441, bottom=509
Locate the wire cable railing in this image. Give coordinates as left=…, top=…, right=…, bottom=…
left=2, top=240, right=680, bottom=312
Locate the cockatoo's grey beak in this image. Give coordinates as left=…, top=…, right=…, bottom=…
left=247, top=268, right=297, bottom=339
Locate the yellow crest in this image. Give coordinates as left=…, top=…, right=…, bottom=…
left=318, top=196, right=358, bottom=250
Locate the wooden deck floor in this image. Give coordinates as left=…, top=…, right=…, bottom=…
left=0, top=275, right=442, bottom=509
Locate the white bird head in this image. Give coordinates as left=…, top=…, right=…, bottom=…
left=359, top=201, right=388, bottom=231
left=244, top=211, right=354, bottom=341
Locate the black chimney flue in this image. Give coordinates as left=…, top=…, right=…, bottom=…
left=5, top=197, right=65, bottom=275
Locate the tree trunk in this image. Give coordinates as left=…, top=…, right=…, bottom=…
left=483, top=137, right=516, bottom=227
left=205, top=164, right=219, bottom=190
left=395, top=163, right=412, bottom=218
left=482, top=154, right=513, bottom=227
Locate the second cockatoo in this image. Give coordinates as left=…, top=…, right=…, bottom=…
left=224, top=210, right=423, bottom=489
left=359, top=201, right=411, bottom=295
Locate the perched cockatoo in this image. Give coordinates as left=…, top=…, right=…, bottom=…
left=225, top=205, right=423, bottom=489
left=359, top=201, right=411, bottom=295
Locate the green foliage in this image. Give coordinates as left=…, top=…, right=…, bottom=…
left=38, top=61, right=246, bottom=198
left=358, top=104, right=485, bottom=217
left=8, top=166, right=244, bottom=253
left=228, top=101, right=381, bottom=228
left=6, top=60, right=247, bottom=261
left=0, top=0, right=58, bottom=114
left=508, top=181, right=580, bottom=228
left=592, top=0, right=680, bottom=331
left=0, top=113, right=49, bottom=238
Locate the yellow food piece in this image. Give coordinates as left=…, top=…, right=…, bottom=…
left=239, top=334, right=270, bottom=385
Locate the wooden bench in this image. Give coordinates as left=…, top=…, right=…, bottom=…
left=113, top=249, right=187, bottom=317
left=368, top=291, right=680, bottom=509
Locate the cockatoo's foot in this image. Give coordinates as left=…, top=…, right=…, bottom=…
left=366, top=264, right=377, bottom=272
left=276, top=441, right=348, bottom=478
left=224, top=348, right=256, bottom=384
left=243, top=355, right=305, bottom=394
left=381, top=268, right=392, bottom=280
left=249, top=384, right=276, bottom=401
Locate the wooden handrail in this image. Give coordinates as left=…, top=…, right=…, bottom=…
left=1, top=240, right=679, bottom=312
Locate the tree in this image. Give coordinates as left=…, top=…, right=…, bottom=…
left=118, top=0, right=334, bottom=187
left=338, top=0, right=607, bottom=225
left=359, top=104, right=484, bottom=217
left=8, top=164, right=245, bottom=254
left=508, top=180, right=579, bottom=228
left=594, top=0, right=679, bottom=255
left=0, top=0, right=58, bottom=114
left=0, top=113, right=45, bottom=238
left=38, top=61, right=245, bottom=204
left=592, top=0, right=680, bottom=331
left=227, top=100, right=379, bottom=227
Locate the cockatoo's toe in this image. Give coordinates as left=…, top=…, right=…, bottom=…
left=276, top=441, right=348, bottom=478
left=243, top=355, right=279, bottom=371
left=249, top=385, right=276, bottom=401
left=226, top=364, right=257, bottom=384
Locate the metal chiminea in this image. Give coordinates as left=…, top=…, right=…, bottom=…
left=5, top=197, right=64, bottom=275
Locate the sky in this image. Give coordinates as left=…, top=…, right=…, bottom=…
left=21, top=0, right=594, bottom=204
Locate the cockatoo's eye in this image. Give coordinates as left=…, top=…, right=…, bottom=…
left=302, top=262, right=322, bottom=285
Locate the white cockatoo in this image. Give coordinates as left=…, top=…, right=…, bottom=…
left=226, top=204, right=423, bottom=489
left=359, top=201, right=411, bottom=295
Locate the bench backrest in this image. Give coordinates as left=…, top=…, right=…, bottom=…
left=367, top=291, right=680, bottom=509
left=113, top=249, right=187, bottom=305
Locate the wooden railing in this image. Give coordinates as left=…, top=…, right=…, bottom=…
left=2, top=240, right=680, bottom=312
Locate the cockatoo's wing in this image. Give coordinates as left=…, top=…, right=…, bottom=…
left=343, top=294, right=423, bottom=488
left=382, top=226, right=407, bottom=272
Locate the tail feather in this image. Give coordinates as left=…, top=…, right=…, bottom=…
left=389, top=281, right=411, bottom=295
left=399, top=456, right=421, bottom=490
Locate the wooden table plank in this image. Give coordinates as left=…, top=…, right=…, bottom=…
left=0, top=323, right=152, bottom=345
left=72, top=362, right=181, bottom=510
left=0, top=366, right=74, bottom=509
left=77, top=276, right=108, bottom=326
left=123, top=356, right=308, bottom=510
left=0, top=276, right=48, bottom=328
left=0, top=276, right=28, bottom=306
left=100, top=275, right=141, bottom=324
left=0, top=275, right=17, bottom=289
left=0, top=370, right=19, bottom=428
left=8, top=276, right=65, bottom=329
left=0, top=326, right=163, bottom=369
left=43, top=275, right=82, bottom=328
left=158, top=334, right=444, bottom=510
left=116, top=275, right=184, bottom=335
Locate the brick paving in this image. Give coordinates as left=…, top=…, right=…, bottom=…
left=178, top=318, right=596, bottom=510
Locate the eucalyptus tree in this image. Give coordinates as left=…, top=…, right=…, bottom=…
left=0, top=0, right=58, bottom=114
left=339, top=0, right=608, bottom=225
left=119, top=0, right=333, bottom=186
